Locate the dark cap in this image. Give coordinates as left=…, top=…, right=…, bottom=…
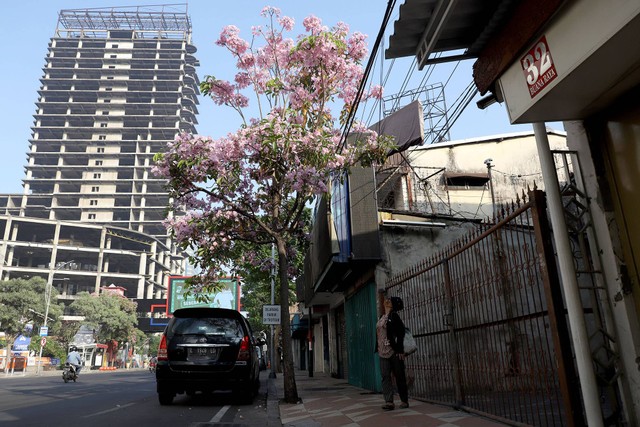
left=390, top=296, right=404, bottom=311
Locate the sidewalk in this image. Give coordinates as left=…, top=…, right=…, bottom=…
left=269, top=370, right=510, bottom=427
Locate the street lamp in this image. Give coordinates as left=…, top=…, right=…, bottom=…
left=36, top=260, right=74, bottom=374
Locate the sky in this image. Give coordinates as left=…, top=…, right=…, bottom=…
left=0, top=0, right=540, bottom=194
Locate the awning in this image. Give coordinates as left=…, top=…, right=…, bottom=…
left=386, top=0, right=519, bottom=69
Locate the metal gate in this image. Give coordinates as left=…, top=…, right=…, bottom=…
left=385, top=190, right=583, bottom=426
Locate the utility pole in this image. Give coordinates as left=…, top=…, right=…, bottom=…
left=484, top=158, right=496, bottom=217
left=37, top=260, right=74, bottom=375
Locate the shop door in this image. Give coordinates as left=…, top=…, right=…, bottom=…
left=345, top=281, right=381, bottom=392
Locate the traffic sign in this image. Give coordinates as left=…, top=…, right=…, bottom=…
left=40, top=337, right=47, bottom=347
left=262, top=305, right=281, bottom=325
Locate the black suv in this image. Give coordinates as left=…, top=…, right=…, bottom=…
left=155, top=307, right=260, bottom=405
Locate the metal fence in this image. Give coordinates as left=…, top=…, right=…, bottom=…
left=385, top=189, right=583, bottom=426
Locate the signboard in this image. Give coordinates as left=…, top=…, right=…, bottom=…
left=40, top=326, right=48, bottom=337
left=521, top=35, right=558, bottom=99
left=168, top=276, right=240, bottom=313
left=12, top=335, right=31, bottom=352
left=262, top=305, right=281, bottom=325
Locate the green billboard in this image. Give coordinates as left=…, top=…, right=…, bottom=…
left=167, top=276, right=240, bottom=313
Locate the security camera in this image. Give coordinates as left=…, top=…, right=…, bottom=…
left=484, top=158, right=493, bottom=165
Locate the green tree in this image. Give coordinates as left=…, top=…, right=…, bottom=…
left=235, top=238, right=304, bottom=336
left=146, top=334, right=162, bottom=357
left=51, top=320, right=82, bottom=353
left=69, top=292, right=139, bottom=347
left=0, top=277, right=64, bottom=372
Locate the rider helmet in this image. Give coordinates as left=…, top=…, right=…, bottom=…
left=69, top=345, right=78, bottom=352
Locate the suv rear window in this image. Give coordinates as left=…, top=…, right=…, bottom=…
left=168, top=317, right=243, bottom=338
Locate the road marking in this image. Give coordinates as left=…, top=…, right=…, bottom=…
left=209, top=405, right=231, bottom=422
left=83, top=402, right=135, bottom=418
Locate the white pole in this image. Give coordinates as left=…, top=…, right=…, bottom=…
left=37, top=260, right=74, bottom=375
left=36, top=281, right=52, bottom=375
left=533, top=122, right=603, bottom=426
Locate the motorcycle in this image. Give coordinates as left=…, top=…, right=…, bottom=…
left=148, top=361, right=156, bottom=373
left=62, top=363, right=78, bottom=383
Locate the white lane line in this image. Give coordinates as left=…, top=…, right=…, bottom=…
left=209, top=404, right=231, bottom=422
left=83, top=402, right=136, bottom=418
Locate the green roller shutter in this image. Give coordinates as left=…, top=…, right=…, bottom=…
left=345, top=281, right=381, bottom=392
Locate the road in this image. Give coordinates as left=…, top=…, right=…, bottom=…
left=0, top=369, right=269, bottom=427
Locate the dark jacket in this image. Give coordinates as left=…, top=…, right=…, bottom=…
left=375, top=311, right=406, bottom=354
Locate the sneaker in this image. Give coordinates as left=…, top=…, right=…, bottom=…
left=382, top=403, right=395, bottom=411
left=399, top=402, right=409, bottom=409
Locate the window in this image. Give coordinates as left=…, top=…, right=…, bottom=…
left=90, top=200, right=98, bottom=206
left=110, top=55, right=117, bottom=58
left=112, top=44, right=119, bottom=48
left=105, top=87, right=113, bottom=91
left=88, top=214, right=96, bottom=219
left=101, top=111, right=109, bottom=115
left=93, top=173, right=101, bottom=179
left=107, top=76, right=114, bottom=80
left=97, top=147, right=105, bottom=153
left=91, top=186, right=100, bottom=192
left=99, top=123, right=107, bottom=128
left=103, top=99, right=111, bottom=103
left=98, top=135, right=106, bottom=140
left=95, top=160, right=103, bottom=165
left=108, top=65, right=115, bottom=69
left=443, top=172, right=490, bottom=189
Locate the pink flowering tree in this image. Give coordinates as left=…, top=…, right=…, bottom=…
left=153, top=6, right=393, bottom=402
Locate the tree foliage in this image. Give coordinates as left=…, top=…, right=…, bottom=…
left=153, top=7, right=393, bottom=403
left=0, top=277, right=64, bottom=370
left=69, top=292, right=140, bottom=345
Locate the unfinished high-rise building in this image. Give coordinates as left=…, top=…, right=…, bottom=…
left=22, top=5, right=199, bottom=241
left=0, top=5, right=199, bottom=327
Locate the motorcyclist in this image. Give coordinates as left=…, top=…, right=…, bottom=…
left=66, top=346, right=82, bottom=376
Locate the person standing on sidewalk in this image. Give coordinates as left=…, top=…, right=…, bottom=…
left=375, top=291, right=409, bottom=411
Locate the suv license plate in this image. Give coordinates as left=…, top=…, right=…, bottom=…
left=187, top=347, right=219, bottom=360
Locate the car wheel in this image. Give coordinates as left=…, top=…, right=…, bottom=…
left=158, top=392, right=174, bottom=405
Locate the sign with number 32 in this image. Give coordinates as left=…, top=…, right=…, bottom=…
left=521, top=36, right=558, bottom=99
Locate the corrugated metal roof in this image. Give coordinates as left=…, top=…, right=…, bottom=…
left=386, top=0, right=518, bottom=69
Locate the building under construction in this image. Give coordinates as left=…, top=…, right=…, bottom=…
left=0, top=5, right=199, bottom=324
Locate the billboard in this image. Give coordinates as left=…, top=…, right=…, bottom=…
left=167, top=276, right=240, bottom=313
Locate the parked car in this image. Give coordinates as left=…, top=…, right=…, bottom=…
left=155, top=307, right=260, bottom=405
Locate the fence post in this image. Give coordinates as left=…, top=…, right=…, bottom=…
left=442, top=259, right=464, bottom=406
left=530, top=189, right=585, bottom=427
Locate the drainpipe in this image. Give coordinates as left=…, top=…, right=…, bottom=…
left=533, top=122, right=603, bottom=426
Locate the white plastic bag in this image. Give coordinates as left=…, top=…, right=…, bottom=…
left=403, top=328, right=417, bottom=355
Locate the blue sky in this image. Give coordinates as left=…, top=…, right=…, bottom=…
left=0, top=0, right=536, bottom=194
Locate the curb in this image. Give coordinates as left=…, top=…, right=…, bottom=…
left=267, top=374, right=282, bottom=427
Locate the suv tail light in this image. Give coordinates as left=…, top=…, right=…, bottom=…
left=237, top=336, right=251, bottom=361
left=157, top=334, right=168, bottom=361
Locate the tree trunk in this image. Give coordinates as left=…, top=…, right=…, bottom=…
left=276, top=237, right=299, bottom=403
left=3, top=334, right=17, bottom=373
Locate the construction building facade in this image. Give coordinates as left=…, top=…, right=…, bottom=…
left=0, top=5, right=199, bottom=321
